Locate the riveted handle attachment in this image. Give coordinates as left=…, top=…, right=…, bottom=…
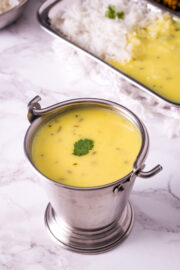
left=113, top=164, right=162, bottom=194
left=135, top=164, right=162, bottom=178
left=28, top=96, right=41, bottom=123
left=27, top=95, right=68, bottom=123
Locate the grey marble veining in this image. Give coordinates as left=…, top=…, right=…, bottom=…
left=0, top=0, right=180, bottom=269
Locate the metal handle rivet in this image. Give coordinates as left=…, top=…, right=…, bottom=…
left=113, top=185, right=124, bottom=194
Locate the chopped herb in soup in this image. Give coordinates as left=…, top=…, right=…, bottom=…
left=32, top=107, right=142, bottom=187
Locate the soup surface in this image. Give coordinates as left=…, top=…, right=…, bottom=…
left=32, top=107, right=142, bottom=187
left=109, top=17, right=180, bottom=104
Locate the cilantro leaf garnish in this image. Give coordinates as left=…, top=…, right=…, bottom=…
left=73, top=139, right=94, bottom=156
left=105, top=5, right=125, bottom=20
left=117, top=11, right=124, bottom=19
left=105, top=5, right=116, bottom=19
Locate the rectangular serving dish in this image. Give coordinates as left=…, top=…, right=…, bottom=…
left=37, top=0, right=180, bottom=108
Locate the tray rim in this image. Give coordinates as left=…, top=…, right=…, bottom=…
left=145, top=0, right=180, bottom=18
left=37, top=0, right=180, bottom=108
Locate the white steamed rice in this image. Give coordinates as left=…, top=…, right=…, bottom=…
left=50, top=0, right=162, bottom=64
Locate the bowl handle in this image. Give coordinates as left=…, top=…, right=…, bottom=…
left=27, top=95, right=42, bottom=123
left=27, top=95, right=63, bottom=123
left=135, top=164, right=162, bottom=178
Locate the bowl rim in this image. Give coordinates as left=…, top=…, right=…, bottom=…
left=0, top=0, right=29, bottom=17
left=24, top=97, right=149, bottom=191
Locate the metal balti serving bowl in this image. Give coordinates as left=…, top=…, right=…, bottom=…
left=0, top=0, right=29, bottom=29
left=24, top=96, right=162, bottom=254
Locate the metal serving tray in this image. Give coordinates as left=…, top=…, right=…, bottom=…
left=145, top=0, right=180, bottom=18
left=37, top=0, right=180, bottom=108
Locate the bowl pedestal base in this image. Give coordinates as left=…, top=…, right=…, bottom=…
left=44, top=201, right=134, bottom=254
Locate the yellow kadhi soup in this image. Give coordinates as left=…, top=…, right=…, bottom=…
left=32, top=107, right=142, bottom=187
left=109, top=17, right=180, bottom=104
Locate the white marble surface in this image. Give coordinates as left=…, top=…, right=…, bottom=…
left=0, top=0, right=180, bottom=269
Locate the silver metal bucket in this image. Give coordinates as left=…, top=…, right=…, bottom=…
left=24, top=96, right=162, bottom=253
